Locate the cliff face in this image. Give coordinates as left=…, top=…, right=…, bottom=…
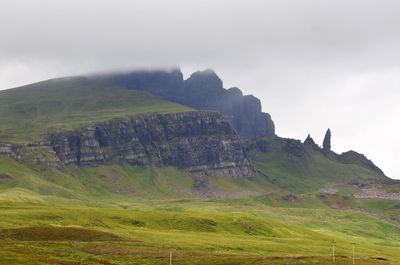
left=93, top=69, right=275, bottom=138
left=48, top=111, right=255, bottom=179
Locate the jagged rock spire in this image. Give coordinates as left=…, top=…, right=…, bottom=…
left=304, top=134, right=316, bottom=145
left=323, top=129, right=331, bottom=152
left=304, top=134, right=319, bottom=150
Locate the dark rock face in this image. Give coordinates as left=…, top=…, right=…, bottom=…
left=284, top=139, right=305, bottom=157
left=304, top=134, right=315, bottom=146
left=340, top=150, right=386, bottom=176
left=48, top=111, right=255, bottom=179
left=304, top=134, right=320, bottom=150
left=92, top=69, right=275, bottom=138
left=255, top=139, right=269, bottom=153
left=322, top=129, right=331, bottom=152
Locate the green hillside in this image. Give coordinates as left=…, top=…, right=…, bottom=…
left=252, top=136, right=388, bottom=194
left=0, top=77, right=191, bottom=143
left=0, top=155, right=276, bottom=203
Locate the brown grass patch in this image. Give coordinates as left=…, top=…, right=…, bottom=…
left=0, top=226, right=124, bottom=242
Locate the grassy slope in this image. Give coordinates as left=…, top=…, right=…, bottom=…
left=0, top=77, right=191, bottom=143
left=0, top=156, right=273, bottom=203
left=252, top=136, right=386, bottom=194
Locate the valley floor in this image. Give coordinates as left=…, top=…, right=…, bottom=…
left=0, top=198, right=399, bottom=265
left=0, top=242, right=393, bottom=265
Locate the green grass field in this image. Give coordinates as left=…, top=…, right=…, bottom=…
left=0, top=197, right=398, bottom=264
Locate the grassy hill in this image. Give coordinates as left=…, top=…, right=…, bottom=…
left=0, top=155, right=277, bottom=203
left=0, top=77, right=191, bottom=143
left=252, top=136, right=388, bottom=194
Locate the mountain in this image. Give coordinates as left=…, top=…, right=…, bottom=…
left=0, top=77, right=261, bottom=198
left=92, top=68, right=275, bottom=137
left=0, top=74, right=399, bottom=264
left=0, top=75, right=388, bottom=198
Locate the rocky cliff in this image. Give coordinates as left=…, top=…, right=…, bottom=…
left=92, top=69, right=275, bottom=138
left=48, top=111, right=255, bottom=179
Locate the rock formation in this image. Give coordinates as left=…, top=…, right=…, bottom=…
left=92, top=68, right=275, bottom=138
left=322, top=129, right=331, bottom=152
left=340, top=150, right=385, bottom=176
left=255, top=139, right=269, bottom=153
left=304, top=134, right=319, bottom=150
left=0, top=145, right=13, bottom=156
left=284, top=139, right=305, bottom=157
left=48, top=111, right=255, bottom=179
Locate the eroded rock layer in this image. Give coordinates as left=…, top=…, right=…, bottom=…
left=48, top=111, right=255, bottom=179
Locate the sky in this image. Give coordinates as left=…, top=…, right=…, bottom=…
left=1, top=0, right=399, bottom=178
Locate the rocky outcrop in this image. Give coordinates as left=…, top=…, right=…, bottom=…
left=284, top=139, right=305, bottom=157
left=303, top=134, right=319, bottom=150
left=48, top=111, right=255, bottom=179
left=92, top=68, right=275, bottom=138
left=0, top=142, right=60, bottom=170
left=340, top=150, right=385, bottom=176
left=255, top=139, right=269, bottom=153
left=0, top=144, right=14, bottom=156
left=354, top=188, right=400, bottom=200
left=322, top=129, right=331, bottom=153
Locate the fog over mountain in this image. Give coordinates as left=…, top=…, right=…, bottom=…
left=1, top=0, right=400, bottom=178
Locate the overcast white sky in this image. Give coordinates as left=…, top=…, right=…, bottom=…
left=1, top=0, right=399, bottom=178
